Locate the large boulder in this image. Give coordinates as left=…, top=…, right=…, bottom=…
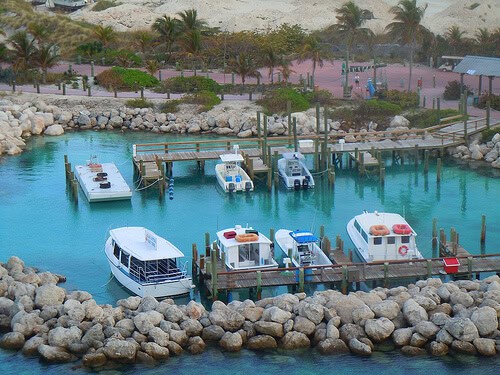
left=208, top=301, right=245, bottom=331
left=262, top=306, right=292, bottom=324
left=0, top=332, right=25, bottom=350
left=349, top=338, right=372, bottom=355
left=44, top=124, right=64, bottom=136
left=201, top=325, right=225, bottom=341
left=334, top=295, right=366, bottom=324
left=280, top=331, right=310, bottom=349
left=141, top=342, right=170, bottom=360
left=34, top=284, right=65, bottom=308
left=364, top=318, right=395, bottom=342
left=371, top=300, right=400, bottom=320
left=293, top=316, right=316, bottom=336
left=316, top=338, right=350, bottom=354
left=38, top=344, right=76, bottom=363
left=297, top=302, right=324, bottom=325
left=445, top=317, right=479, bottom=342
left=133, top=311, right=163, bottom=334
left=246, top=335, right=277, bottom=350
left=470, top=306, right=498, bottom=336
left=219, top=331, right=243, bottom=352
left=102, top=338, right=137, bottom=362
left=392, top=327, right=413, bottom=346
left=48, top=326, right=82, bottom=348
left=254, top=321, right=284, bottom=338
left=402, top=299, right=428, bottom=326
left=148, top=327, right=170, bottom=347
left=473, top=338, right=496, bottom=356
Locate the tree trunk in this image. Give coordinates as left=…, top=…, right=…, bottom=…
left=344, top=45, right=350, bottom=98
left=408, top=40, right=414, bottom=92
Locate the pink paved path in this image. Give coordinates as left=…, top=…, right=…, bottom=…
left=1, top=60, right=498, bottom=119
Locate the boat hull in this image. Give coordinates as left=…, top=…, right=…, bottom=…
left=104, top=239, right=192, bottom=298
left=215, top=164, right=253, bottom=192
left=275, top=229, right=331, bottom=267
left=277, top=158, right=315, bottom=190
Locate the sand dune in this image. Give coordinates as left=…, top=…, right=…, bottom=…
left=70, top=0, right=499, bottom=35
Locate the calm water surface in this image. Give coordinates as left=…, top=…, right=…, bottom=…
left=0, top=131, right=499, bottom=374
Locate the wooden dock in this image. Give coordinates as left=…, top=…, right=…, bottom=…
left=193, top=251, right=500, bottom=301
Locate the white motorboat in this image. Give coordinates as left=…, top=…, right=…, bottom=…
left=213, top=225, right=278, bottom=270
left=215, top=154, right=254, bottom=193
left=346, top=211, right=423, bottom=262
left=104, top=227, right=193, bottom=298
left=277, top=152, right=314, bottom=190
left=275, top=229, right=332, bottom=267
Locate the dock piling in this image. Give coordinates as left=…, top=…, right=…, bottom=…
left=205, top=232, right=211, bottom=256
left=436, top=158, right=442, bottom=183
left=480, top=215, right=486, bottom=244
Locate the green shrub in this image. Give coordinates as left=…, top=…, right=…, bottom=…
left=94, top=69, right=124, bottom=89
left=95, top=67, right=158, bottom=90
left=181, top=91, right=221, bottom=112
left=481, top=126, right=500, bottom=143
left=378, top=90, right=419, bottom=109
left=477, top=93, right=500, bottom=111
left=303, top=89, right=335, bottom=106
left=160, top=100, right=181, bottom=114
left=404, top=109, right=461, bottom=128
left=358, top=100, right=402, bottom=116
left=443, top=80, right=472, bottom=100
left=125, top=98, right=155, bottom=109
left=257, top=88, right=310, bottom=114
left=92, top=0, right=121, bottom=11
left=98, top=49, right=142, bottom=67
left=157, top=76, right=221, bottom=94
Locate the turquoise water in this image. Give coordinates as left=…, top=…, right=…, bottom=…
left=0, top=131, right=499, bottom=374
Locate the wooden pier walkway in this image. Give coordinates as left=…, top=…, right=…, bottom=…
left=132, top=117, right=497, bottom=187
left=193, top=252, right=500, bottom=300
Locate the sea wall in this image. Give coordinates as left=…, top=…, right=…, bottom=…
left=0, top=257, right=498, bottom=369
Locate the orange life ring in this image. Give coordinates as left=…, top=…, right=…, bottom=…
left=393, top=224, right=412, bottom=235
left=398, top=245, right=409, bottom=256
left=369, top=225, right=390, bottom=236
left=235, top=233, right=259, bottom=242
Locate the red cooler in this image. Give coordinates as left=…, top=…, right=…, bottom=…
left=442, top=257, right=460, bottom=274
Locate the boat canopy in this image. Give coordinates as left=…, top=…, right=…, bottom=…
left=220, top=154, right=244, bottom=163
left=354, top=212, right=416, bottom=236
left=282, top=152, right=304, bottom=160
left=289, top=230, right=318, bottom=243
left=110, top=227, right=184, bottom=261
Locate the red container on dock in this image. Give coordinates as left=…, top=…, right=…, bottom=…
left=443, top=257, right=460, bottom=274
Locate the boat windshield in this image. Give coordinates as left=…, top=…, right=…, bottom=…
left=129, top=257, right=185, bottom=283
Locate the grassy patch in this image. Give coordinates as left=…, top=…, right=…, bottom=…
left=95, top=67, right=158, bottom=90
left=257, top=88, right=310, bottom=114
left=481, top=126, right=500, bottom=143
left=404, top=109, right=461, bottom=129
left=92, top=0, right=122, bottom=12
left=157, top=76, right=221, bottom=94
left=160, top=100, right=181, bottom=114
left=125, top=98, right=154, bottom=109
left=181, top=91, right=221, bottom=112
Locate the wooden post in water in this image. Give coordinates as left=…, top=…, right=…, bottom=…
left=221, top=251, right=225, bottom=270
left=299, top=267, right=305, bottom=293
left=341, top=265, right=348, bottom=294
left=414, top=145, right=419, bottom=167
left=205, top=232, right=211, bottom=256
left=210, top=249, right=218, bottom=300
left=383, top=262, right=389, bottom=288
left=256, top=271, right=262, bottom=300
left=322, top=236, right=331, bottom=257
left=263, top=115, right=268, bottom=165
left=273, top=150, right=279, bottom=188
left=293, top=117, right=298, bottom=152
left=328, top=165, right=335, bottom=186
left=467, top=257, right=473, bottom=280
left=379, top=167, right=385, bottom=185
left=480, top=215, right=486, bottom=245
left=424, top=150, right=429, bottom=173
left=323, top=110, right=329, bottom=170
left=426, top=259, right=432, bottom=278
left=269, top=228, right=275, bottom=245
left=432, top=218, right=438, bottom=258
left=359, top=152, right=365, bottom=175
left=436, top=158, right=442, bottom=183
left=71, top=180, right=78, bottom=203
left=192, top=244, right=198, bottom=283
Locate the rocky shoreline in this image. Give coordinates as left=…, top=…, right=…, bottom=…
left=0, top=256, right=498, bottom=369
left=0, top=97, right=499, bottom=169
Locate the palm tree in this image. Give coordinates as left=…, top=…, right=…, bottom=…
left=177, top=8, right=207, bottom=33
left=474, top=28, right=493, bottom=54
left=179, top=29, right=202, bottom=75
left=297, top=36, right=325, bottom=84
left=335, top=1, right=373, bottom=96
left=152, top=15, right=181, bottom=55
left=8, top=31, right=37, bottom=73
left=92, top=25, right=116, bottom=48
left=27, top=22, right=50, bottom=45
left=262, top=45, right=279, bottom=84
left=385, top=0, right=429, bottom=92
left=145, top=60, right=160, bottom=77
left=36, top=43, right=60, bottom=83
left=445, top=25, right=466, bottom=55
left=132, top=30, right=156, bottom=55
left=277, top=56, right=295, bottom=84
left=230, top=52, right=261, bottom=86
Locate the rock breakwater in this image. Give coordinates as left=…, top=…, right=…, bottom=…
left=0, top=256, right=498, bottom=369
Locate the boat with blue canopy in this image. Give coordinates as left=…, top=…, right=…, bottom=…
left=275, top=229, right=332, bottom=267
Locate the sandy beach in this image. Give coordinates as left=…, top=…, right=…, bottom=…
left=69, top=0, right=499, bottom=35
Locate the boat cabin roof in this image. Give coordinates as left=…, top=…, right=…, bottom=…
left=282, top=152, right=304, bottom=160
left=354, top=212, right=416, bottom=236
left=220, top=154, right=244, bottom=163
left=216, top=226, right=272, bottom=247
left=289, top=230, right=318, bottom=244
left=110, top=227, right=184, bottom=261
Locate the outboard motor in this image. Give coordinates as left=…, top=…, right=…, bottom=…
left=302, top=178, right=309, bottom=189
left=245, top=181, right=252, bottom=192
left=228, top=182, right=235, bottom=193
left=294, top=179, right=301, bottom=190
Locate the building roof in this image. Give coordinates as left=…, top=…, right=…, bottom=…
left=453, top=56, right=500, bottom=77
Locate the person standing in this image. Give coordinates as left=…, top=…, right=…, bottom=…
left=354, top=73, right=360, bottom=88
